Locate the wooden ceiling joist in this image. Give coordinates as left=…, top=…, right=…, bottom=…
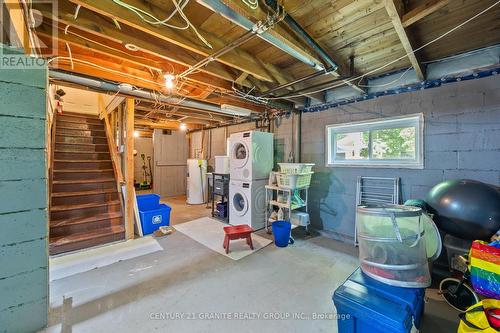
left=134, top=118, right=201, bottom=130
left=66, top=0, right=288, bottom=83
left=384, top=0, right=426, bottom=81
left=402, top=0, right=450, bottom=28
left=4, top=0, right=31, bottom=54
left=34, top=1, right=252, bottom=88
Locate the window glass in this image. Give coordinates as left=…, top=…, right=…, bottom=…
left=326, top=114, right=423, bottom=168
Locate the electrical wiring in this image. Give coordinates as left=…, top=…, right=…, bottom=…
left=264, top=0, right=500, bottom=100
left=65, top=43, right=74, bottom=70
left=112, top=0, right=212, bottom=49
left=242, top=0, right=258, bottom=10
left=112, top=0, right=189, bottom=28
left=171, top=0, right=212, bottom=49
left=357, top=67, right=412, bottom=88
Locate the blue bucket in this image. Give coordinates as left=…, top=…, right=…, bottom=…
left=272, top=221, right=292, bottom=247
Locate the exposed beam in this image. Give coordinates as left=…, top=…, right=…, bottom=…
left=385, top=0, right=425, bottom=81
left=36, top=21, right=239, bottom=93
left=34, top=1, right=252, bottom=87
left=134, top=118, right=201, bottom=130
left=124, top=98, right=135, bottom=240
left=402, top=0, right=450, bottom=28
left=135, top=105, right=230, bottom=122
left=67, top=0, right=283, bottom=82
left=43, top=38, right=265, bottom=112
left=4, top=0, right=30, bottom=53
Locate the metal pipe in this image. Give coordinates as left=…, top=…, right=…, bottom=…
left=257, top=67, right=336, bottom=97
left=275, top=75, right=351, bottom=98
left=197, top=0, right=324, bottom=70
left=292, top=111, right=301, bottom=163
left=49, top=70, right=243, bottom=116
left=179, top=27, right=261, bottom=78
left=265, top=0, right=338, bottom=71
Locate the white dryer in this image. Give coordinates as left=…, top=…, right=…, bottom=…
left=229, top=131, right=274, bottom=181
left=229, top=179, right=267, bottom=230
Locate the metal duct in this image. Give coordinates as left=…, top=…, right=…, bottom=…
left=50, top=70, right=246, bottom=116
left=197, top=0, right=325, bottom=70
left=265, top=0, right=338, bottom=71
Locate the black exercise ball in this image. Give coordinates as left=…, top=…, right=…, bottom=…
left=426, top=179, right=500, bottom=240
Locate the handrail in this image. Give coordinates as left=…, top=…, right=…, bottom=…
left=99, top=95, right=124, bottom=185
left=48, top=108, right=57, bottom=210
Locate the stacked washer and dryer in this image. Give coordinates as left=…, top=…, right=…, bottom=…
left=228, top=131, right=274, bottom=230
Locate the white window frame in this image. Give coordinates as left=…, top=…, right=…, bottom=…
left=325, top=113, right=424, bottom=169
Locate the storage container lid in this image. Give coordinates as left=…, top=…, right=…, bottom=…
left=333, top=279, right=414, bottom=332
left=357, top=204, right=422, bottom=217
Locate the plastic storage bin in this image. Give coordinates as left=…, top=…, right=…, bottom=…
left=136, top=194, right=160, bottom=211
left=333, top=268, right=425, bottom=333
left=136, top=194, right=171, bottom=235
left=443, top=234, right=472, bottom=272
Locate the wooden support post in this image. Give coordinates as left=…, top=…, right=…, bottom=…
left=4, top=0, right=30, bottom=54
left=125, top=98, right=135, bottom=240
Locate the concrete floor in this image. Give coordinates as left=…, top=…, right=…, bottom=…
left=42, top=199, right=460, bottom=333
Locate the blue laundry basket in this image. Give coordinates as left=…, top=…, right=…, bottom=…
left=272, top=220, right=292, bottom=247
left=136, top=194, right=171, bottom=235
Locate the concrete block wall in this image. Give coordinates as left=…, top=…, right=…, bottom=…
left=0, top=54, right=48, bottom=332
left=301, top=74, right=500, bottom=241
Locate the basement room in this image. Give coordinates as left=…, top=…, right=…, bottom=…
left=1, top=0, right=499, bottom=332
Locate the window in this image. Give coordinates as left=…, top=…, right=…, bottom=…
left=326, top=114, right=424, bottom=168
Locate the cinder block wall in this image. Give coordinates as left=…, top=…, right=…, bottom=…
left=0, top=53, right=48, bottom=331
left=301, top=74, right=500, bottom=241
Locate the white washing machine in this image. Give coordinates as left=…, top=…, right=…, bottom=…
left=229, top=179, right=267, bottom=230
left=229, top=130, right=274, bottom=181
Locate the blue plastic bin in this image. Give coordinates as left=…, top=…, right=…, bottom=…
left=272, top=220, right=292, bottom=247
left=333, top=268, right=425, bottom=333
left=136, top=194, right=171, bottom=235
left=136, top=194, right=160, bottom=211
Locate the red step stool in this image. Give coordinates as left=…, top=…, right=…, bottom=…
left=223, top=225, right=254, bottom=254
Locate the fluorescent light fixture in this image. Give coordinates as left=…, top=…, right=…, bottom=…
left=164, top=74, right=175, bottom=89
left=133, top=130, right=140, bottom=137
left=179, top=123, right=187, bottom=130
left=220, top=104, right=252, bottom=117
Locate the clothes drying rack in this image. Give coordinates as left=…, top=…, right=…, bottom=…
left=354, top=176, right=400, bottom=246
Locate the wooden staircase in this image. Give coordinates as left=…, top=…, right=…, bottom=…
left=49, top=112, right=125, bottom=255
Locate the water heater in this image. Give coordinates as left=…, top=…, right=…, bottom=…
left=186, top=159, right=207, bottom=204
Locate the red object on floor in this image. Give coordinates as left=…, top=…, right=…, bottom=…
left=223, top=225, right=254, bottom=254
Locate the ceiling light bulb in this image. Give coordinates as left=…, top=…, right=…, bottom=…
left=164, top=74, right=175, bottom=89
left=133, top=130, right=140, bottom=137
left=179, top=123, right=187, bottom=131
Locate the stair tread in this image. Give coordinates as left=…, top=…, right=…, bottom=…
left=51, top=200, right=121, bottom=211
left=50, top=225, right=125, bottom=246
left=56, top=134, right=107, bottom=139
left=54, top=159, right=112, bottom=163
left=59, top=112, right=99, bottom=119
left=57, top=126, right=105, bottom=131
left=51, top=211, right=123, bottom=228
left=54, top=150, right=109, bottom=153
left=57, top=118, right=102, bottom=124
left=53, top=169, right=114, bottom=173
left=56, top=142, right=108, bottom=146
left=53, top=178, right=116, bottom=184
left=52, top=188, right=118, bottom=197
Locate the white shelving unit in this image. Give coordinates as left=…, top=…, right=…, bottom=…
left=265, top=184, right=310, bottom=234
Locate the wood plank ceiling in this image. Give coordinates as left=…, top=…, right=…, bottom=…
left=33, top=0, right=500, bottom=130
